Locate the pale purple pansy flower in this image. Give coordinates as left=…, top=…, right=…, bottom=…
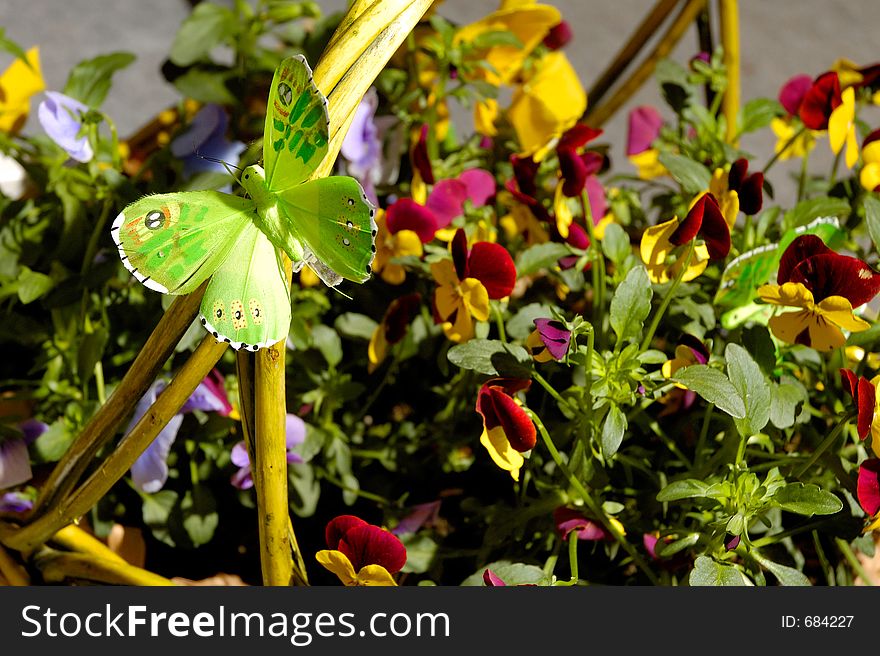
left=230, top=413, right=307, bottom=490
left=0, top=490, right=33, bottom=514
left=0, top=419, right=48, bottom=491
left=340, top=88, right=401, bottom=204
left=38, top=91, right=93, bottom=163
left=129, top=370, right=235, bottom=493
left=778, top=74, right=813, bottom=116
left=626, top=106, right=664, bottom=156
left=533, top=319, right=571, bottom=361
left=170, top=104, right=246, bottom=182
left=425, top=168, right=496, bottom=231
left=392, top=500, right=442, bottom=536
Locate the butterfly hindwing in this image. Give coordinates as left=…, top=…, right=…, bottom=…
left=277, top=176, right=377, bottom=284
left=200, top=224, right=292, bottom=350
left=112, top=192, right=256, bottom=295
left=263, top=54, right=329, bottom=193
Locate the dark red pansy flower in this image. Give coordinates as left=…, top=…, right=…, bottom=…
left=383, top=293, right=422, bottom=345
left=557, top=222, right=590, bottom=271
left=778, top=74, right=813, bottom=116
left=542, top=20, right=572, bottom=50
left=449, top=228, right=517, bottom=299
left=726, top=158, right=763, bottom=215
left=840, top=369, right=876, bottom=440
left=386, top=198, right=438, bottom=243
left=552, top=507, right=611, bottom=541
left=857, top=459, right=880, bottom=516
left=557, top=124, right=603, bottom=152
left=778, top=235, right=880, bottom=308
left=669, top=193, right=730, bottom=260
left=798, top=72, right=842, bottom=130
left=506, top=155, right=540, bottom=205
left=557, top=124, right=604, bottom=198
left=476, top=378, right=536, bottom=452
left=864, top=128, right=880, bottom=149
left=411, top=124, right=435, bottom=184
left=534, top=318, right=571, bottom=361
left=325, top=515, right=407, bottom=574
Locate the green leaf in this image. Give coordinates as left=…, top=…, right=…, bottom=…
left=0, top=28, right=30, bottom=67
left=601, top=223, right=630, bottom=266
left=515, top=242, right=571, bottom=276
left=17, top=267, right=54, bottom=304
left=461, top=561, right=550, bottom=586
left=505, top=303, right=555, bottom=340
left=656, top=479, right=711, bottom=502
left=180, top=485, right=218, bottom=547
left=311, top=324, right=342, bottom=368
left=738, top=98, right=782, bottom=134
left=654, top=533, right=700, bottom=557
left=288, top=462, right=320, bottom=517
left=601, top=404, right=626, bottom=458
left=400, top=534, right=438, bottom=574
left=447, top=339, right=533, bottom=377
left=657, top=152, right=711, bottom=194
left=142, top=490, right=179, bottom=548
left=64, top=52, right=136, bottom=107
left=725, top=343, right=771, bottom=436
left=689, top=556, right=748, bottom=586
left=77, top=326, right=109, bottom=385
left=171, top=68, right=237, bottom=105
left=783, top=197, right=850, bottom=229
left=752, top=553, right=811, bottom=586
left=29, top=420, right=73, bottom=464
left=169, top=3, right=237, bottom=66
left=334, top=313, right=378, bottom=341
left=773, top=483, right=843, bottom=516
left=769, top=380, right=807, bottom=429
left=864, top=195, right=880, bottom=255
left=672, top=365, right=746, bottom=419
left=609, top=264, right=652, bottom=344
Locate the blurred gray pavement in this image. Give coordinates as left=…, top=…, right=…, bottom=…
left=1, top=0, right=878, bottom=203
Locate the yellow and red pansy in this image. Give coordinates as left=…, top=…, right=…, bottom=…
left=316, top=515, right=407, bottom=586
left=828, top=86, right=859, bottom=169
left=860, top=128, right=880, bottom=192
left=659, top=334, right=710, bottom=415
left=368, top=293, right=422, bottom=373
left=757, top=235, right=880, bottom=351
left=372, top=206, right=429, bottom=285
left=476, top=377, right=537, bottom=481
left=799, top=71, right=842, bottom=131
left=432, top=228, right=516, bottom=342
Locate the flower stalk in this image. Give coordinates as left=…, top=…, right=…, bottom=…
left=35, top=549, right=175, bottom=586
left=719, top=0, right=740, bottom=144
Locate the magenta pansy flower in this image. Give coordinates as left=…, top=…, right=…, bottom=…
left=626, top=106, right=664, bottom=156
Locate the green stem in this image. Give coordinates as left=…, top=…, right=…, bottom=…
left=751, top=519, right=831, bottom=548
left=828, top=147, right=843, bottom=189
left=792, top=411, right=856, bottom=478
left=762, top=125, right=806, bottom=174
left=835, top=537, right=874, bottom=586
left=523, top=407, right=660, bottom=585
left=796, top=146, right=810, bottom=202
left=80, top=198, right=113, bottom=276
left=694, top=402, right=714, bottom=470
left=493, top=302, right=507, bottom=343
left=640, top=239, right=695, bottom=353
left=581, top=191, right=605, bottom=344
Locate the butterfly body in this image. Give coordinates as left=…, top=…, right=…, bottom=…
left=112, top=55, right=376, bottom=350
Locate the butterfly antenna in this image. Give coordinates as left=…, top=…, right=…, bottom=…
left=194, top=150, right=243, bottom=180
left=330, top=285, right=353, bottom=301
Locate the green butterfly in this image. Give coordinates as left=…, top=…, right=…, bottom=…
left=112, top=55, right=377, bottom=351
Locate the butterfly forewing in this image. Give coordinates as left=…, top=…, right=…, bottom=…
left=263, top=55, right=329, bottom=193
left=112, top=192, right=256, bottom=295
left=277, top=177, right=377, bottom=284
left=199, top=224, right=292, bottom=350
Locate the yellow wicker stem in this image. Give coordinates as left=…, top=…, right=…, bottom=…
left=51, top=524, right=128, bottom=565
left=35, top=549, right=175, bottom=586
left=719, top=0, right=740, bottom=144
left=0, top=544, right=29, bottom=585
left=1, top=336, right=227, bottom=552
left=586, top=0, right=681, bottom=110
left=586, top=0, right=707, bottom=128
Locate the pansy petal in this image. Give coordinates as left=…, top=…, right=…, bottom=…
left=484, top=387, right=536, bottom=452
left=357, top=565, right=398, bottom=586
left=384, top=293, right=423, bottom=344
left=626, top=106, right=663, bottom=156
left=857, top=459, right=880, bottom=516
left=450, top=228, right=469, bottom=280
left=803, top=315, right=847, bottom=351
left=840, top=368, right=859, bottom=397
left=480, top=426, right=524, bottom=481
left=130, top=413, right=184, bottom=493
left=411, top=124, right=434, bottom=184
left=739, top=173, right=764, bottom=215
left=325, top=515, right=369, bottom=550
left=286, top=414, right=307, bottom=449
left=727, top=159, right=748, bottom=192
left=459, top=168, right=496, bottom=207
left=430, top=259, right=459, bottom=292
left=828, top=87, right=855, bottom=156
left=460, top=277, right=490, bottom=322
left=757, top=282, right=814, bottom=307
left=426, top=179, right=467, bottom=229
left=799, top=71, right=842, bottom=130
left=584, top=176, right=607, bottom=224
left=534, top=318, right=571, bottom=360
left=483, top=568, right=507, bottom=586
left=815, top=295, right=871, bottom=332
left=443, top=304, right=476, bottom=343
left=338, top=524, right=407, bottom=574
left=857, top=377, right=876, bottom=440
left=793, top=254, right=880, bottom=308
left=316, top=549, right=359, bottom=586
left=0, top=439, right=32, bottom=489
left=777, top=235, right=833, bottom=284
left=767, top=309, right=816, bottom=346
left=386, top=198, right=437, bottom=243
left=558, top=123, right=602, bottom=151
left=230, top=442, right=250, bottom=468
left=559, top=147, right=587, bottom=197
left=466, top=242, right=516, bottom=299
left=779, top=74, right=813, bottom=115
